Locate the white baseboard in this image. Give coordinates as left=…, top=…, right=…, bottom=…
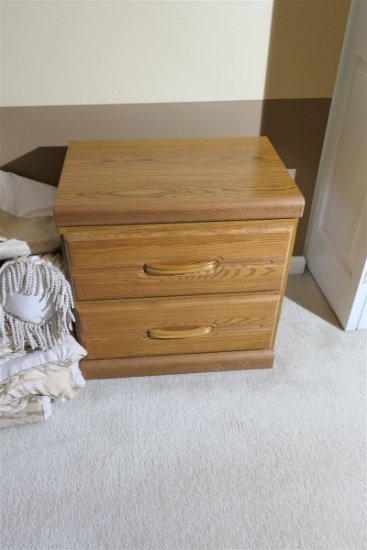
left=289, top=256, right=306, bottom=275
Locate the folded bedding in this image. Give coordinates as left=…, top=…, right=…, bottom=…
left=0, top=171, right=88, bottom=427
left=0, top=333, right=87, bottom=402
left=0, top=395, right=52, bottom=428
left=0, top=254, right=87, bottom=427
left=0, top=335, right=87, bottom=428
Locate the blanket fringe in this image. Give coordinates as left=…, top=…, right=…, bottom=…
left=0, top=259, right=75, bottom=352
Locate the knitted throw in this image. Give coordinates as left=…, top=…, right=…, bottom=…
left=0, top=259, right=75, bottom=352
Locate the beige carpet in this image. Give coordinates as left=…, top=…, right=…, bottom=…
left=1, top=270, right=366, bottom=550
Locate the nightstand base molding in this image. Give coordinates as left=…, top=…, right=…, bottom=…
left=81, top=349, right=274, bottom=379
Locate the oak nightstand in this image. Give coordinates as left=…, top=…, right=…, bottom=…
left=54, top=137, right=304, bottom=378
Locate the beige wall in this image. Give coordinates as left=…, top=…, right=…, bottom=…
left=1, top=0, right=349, bottom=108
left=2, top=1, right=274, bottom=106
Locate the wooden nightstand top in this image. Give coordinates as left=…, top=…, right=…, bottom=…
left=54, top=137, right=305, bottom=226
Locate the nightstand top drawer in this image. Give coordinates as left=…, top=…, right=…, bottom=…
left=62, top=219, right=295, bottom=300
left=54, top=137, right=305, bottom=227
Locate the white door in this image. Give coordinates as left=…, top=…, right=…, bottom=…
left=305, top=0, right=367, bottom=331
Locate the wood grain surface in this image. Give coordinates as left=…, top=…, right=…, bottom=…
left=80, top=349, right=275, bottom=379
left=54, top=137, right=305, bottom=226
left=55, top=137, right=303, bottom=377
left=62, top=219, right=295, bottom=300
left=75, top=293, right=279, bottom=360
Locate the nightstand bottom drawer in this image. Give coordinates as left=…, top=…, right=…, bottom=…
left=75, top=293, right=279, bottom=360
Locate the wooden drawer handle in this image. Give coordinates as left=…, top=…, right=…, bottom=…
left=144, top=260, right=218, bottom=276
left=147, top=325, right=214, bottom=340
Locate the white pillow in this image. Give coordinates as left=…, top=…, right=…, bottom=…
left=0, top=170, right=57, bottom=217
left=4, top=293, right=55, bottom=325
left=0, top=171, right=60, bottom=260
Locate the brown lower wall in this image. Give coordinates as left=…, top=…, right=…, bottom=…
left=260, top=99, right=331, bottom=255
left=0, top=99, right=331, bottom=255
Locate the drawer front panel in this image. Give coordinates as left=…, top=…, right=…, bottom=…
left=76, top=293, right=279, bottom=360
left=63, top=220, right=295, bottom=300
